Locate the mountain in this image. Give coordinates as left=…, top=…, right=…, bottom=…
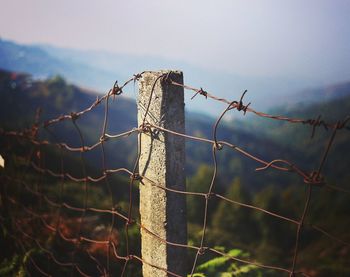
left=1, top=67, right=349, bottom=191
left=279, top=81, right=350, bottom=110
left=298, top=81, right=350, bottom=103
left=234, top=86, right=350, bottom=186
left=0, top=68, right=308, bottom=191
left=1, top=70, right=350, bottom=276
left=0, top=38, right=322, bottom=115
left=0, top=38, right=119, bottom=90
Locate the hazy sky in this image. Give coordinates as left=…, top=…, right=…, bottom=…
left=1, top=0, right=350, bottom=84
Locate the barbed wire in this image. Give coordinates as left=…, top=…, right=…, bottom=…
left=0, top=71, right=349, bottom=276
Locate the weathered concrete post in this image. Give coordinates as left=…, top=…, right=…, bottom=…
left=138, top=71, right=187, bottom=276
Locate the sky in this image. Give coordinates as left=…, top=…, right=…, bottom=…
left=0, top=0, right=349, bottom=84
left=0, top=0, right=350, bottom=118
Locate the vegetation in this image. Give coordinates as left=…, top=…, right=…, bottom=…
left=192, top=248, right=262, bottom=277
left=0, top=69, right=349, bottom=275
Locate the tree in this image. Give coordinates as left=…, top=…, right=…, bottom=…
left=211, top=178, right=259, bottom=249
left=253, top=185, right=295, bottom=265
left=187, top=165, right=214, bottom=225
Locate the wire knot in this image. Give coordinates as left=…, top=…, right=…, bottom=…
left=70, top=112, right=79, bottom=121
left=130, top=173, right=142, bottom=181
left=99, top=134, right=109, bottom=142
left=305, top=115, right=325, bottom=138
left=140, top=123, right=152, bottom=134
left=191, top=87, right=208, bottom=100
left=133, top=73, right=143, bottom=81
left=198, top=247, right=207, bottom=255
left=126, top=255, right=134, bottom=261
left=304, top=171, right=325, bottom=186
left=336, top=116, right=350, bottom=130
left=205, top=193, right=214, bottom=200
left=161, top=72, right=173, bottom=86
left=214, top=142, right=223, bottom=151
left=111, top=80, right=123, bottom=95
left=234, top=90, right=250, bottom=115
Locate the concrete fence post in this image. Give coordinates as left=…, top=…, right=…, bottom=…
left=137, top=70, right=187, bottom=276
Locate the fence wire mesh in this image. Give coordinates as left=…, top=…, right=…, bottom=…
left=0, top=71, right=349, bottom=276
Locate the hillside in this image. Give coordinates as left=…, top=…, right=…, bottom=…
left=0, top=68, right=301, bottom=189
left=289, top=81, right=350, bottom=106
left=235, top=89, right=350, bottom=186
left=1, top=66, right=350, bottom=189
left=0, top=38, right=320, bottom=114
left=0, top=38, right=119, bottom=90
left=1, top=69, right=350, bottom=275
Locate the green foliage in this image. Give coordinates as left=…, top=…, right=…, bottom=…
left=253, top=185, right=296, bottom=260
left=0, top=145, right=140, bottom=276
left=0, top=255, right=20, bottom=276
left=0, top=248, right=40, bottom=277
left=1, top=67, right=350, bottom=275
left=193, top=248, right=261, bottom=277
left=187, top=165, right=214, bottom=225
left=210, top=178, right=260, bottom=249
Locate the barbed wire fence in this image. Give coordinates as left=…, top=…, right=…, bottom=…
left=0, top=70, right=349, bottom=277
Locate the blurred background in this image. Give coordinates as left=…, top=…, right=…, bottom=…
left=0, top=0, right=349, bottom=276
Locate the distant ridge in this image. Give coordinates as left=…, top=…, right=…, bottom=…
left=1, top=37, right=332, bottom=115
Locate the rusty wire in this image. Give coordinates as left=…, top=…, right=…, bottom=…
left=0, top=71, right=349, bottom=277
